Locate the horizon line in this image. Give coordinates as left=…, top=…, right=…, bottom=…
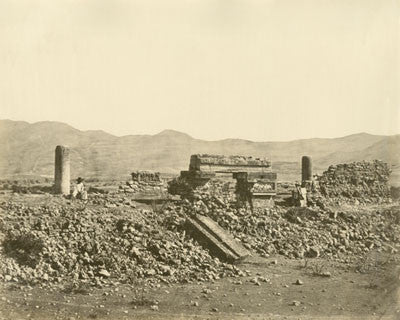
left=0, top=118, right=398, bottom=143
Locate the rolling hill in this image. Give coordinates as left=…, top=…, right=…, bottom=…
left=0, top=119, right=398, bottom=183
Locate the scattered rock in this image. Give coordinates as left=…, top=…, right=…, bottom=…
left=295, top=279, right=303, bottom=285
left=98, top=270, right=110, bottom=278
left=191, top=301, right=199, bottom=307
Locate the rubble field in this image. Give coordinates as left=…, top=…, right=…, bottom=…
left=170, top=182, right=399, bottom=261
left=0, top=160, right=399, bottom=319
left=0, top=195, right=241, bottom=288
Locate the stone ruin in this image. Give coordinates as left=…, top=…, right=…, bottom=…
left=54, top=145, right=70, bottom=195
left=291, top=156, right=314, bottom=207
left=311, top=160, right=391, bottom=204
left=124, top=170, right=164, bottom=194
left=131, top=170, right=162, bottom=184
left=176, top=154, right=278, bottom=205
left=189, top=154, right=272, bottom=172
left=167, top=154, right=279, bottom=261
left=294, top=156, right=392, bottom=206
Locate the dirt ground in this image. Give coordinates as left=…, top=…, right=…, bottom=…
left=0, top=193, right=399, bottom=320
left=1, top=249, right=399, bottom=319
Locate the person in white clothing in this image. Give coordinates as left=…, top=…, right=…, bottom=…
left=72, top=177, right=88, bottom=200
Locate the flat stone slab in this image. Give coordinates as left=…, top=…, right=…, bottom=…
left=190, top=154, right=271, bottom=172
left=185, top=215, right=249, bottom=262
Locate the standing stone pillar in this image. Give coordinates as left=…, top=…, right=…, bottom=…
left=301, top=156, right=313, bottom=182
left=54, top=145, right=70, bottom=195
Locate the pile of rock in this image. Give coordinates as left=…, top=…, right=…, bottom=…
left=122, top=181, right=165, bottom=194
left=0, top=198, right=241, bottom=287
left=226, top=205, right=400, bottom=260
left=314, top=160, right=391, bottom=203
left=121, top=171, right=165, bottom=194
left=251, top=182, right=275, bottom=193
left=165, top=180, right=400, bottom=261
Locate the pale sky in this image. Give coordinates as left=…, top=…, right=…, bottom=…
left=0, top=0, right=399, bottom=141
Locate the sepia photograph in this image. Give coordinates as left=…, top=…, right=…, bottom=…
left=0, top=0, right=399, bottom=319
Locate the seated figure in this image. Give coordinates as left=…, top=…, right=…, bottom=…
left=72, top=177, right=88, bottom=200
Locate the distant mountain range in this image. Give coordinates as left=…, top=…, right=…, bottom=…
left=0, top=119, right=399, bottom=184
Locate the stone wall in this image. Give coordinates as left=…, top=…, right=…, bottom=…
left=189, top=154, right=271, bottom=172
left=315, top=160, right=391, bottom=203
left=131, top=171, right=161, bottom=183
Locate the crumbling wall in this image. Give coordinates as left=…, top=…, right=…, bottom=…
left=190, top=154, right=271, bottom=172
left=172, top=154, right=277, bottom=209
left=123, top=171, right=164, bottom=193
left=314, top=160, right=391, bottom=203
left=131, top=171, right=161, bottom=183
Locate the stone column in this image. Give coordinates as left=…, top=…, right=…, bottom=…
left=301, top=156, right=313, bottom=182
left=54, top=145, right=70, bottom=195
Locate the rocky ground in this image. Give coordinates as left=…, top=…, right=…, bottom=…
left=167, top=180, right=399, bottom=262
left=0, top=163, right=399, bottom=319
left=0, top=194, right=241, bottom=288
left=0, top=243, right=399, bottom=320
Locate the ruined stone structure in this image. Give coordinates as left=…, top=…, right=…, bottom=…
left=180, top=154, right=277, bottom=199
left=313, top=160, right=391, bottom=203
left=124, top=170, right=164, bottom=194
left=189, top=154, right=271, bottom=173
left=234, top=172, right=278, bottom=196
left=302, top=156, right=313, bottom=182
left=179, top=154, right=276, bottom=260
left=131, top=171, right=161, bottom=184
left=301, top=155, right=314, bottom=193
left=54, top=145, right=70, bottom=195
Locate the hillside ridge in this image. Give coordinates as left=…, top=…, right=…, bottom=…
left=0, top=120, right=398, bottom=182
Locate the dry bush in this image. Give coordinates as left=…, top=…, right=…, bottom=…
left=300, top=258, right=330, bottom=277
left=3, top=232, right=44, bottom=268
